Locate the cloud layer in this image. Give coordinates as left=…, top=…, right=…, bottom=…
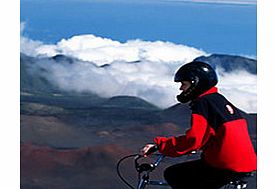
left=20, top=27, right=257, bottom=113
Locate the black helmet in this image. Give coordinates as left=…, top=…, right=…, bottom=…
left=174, top=61, right=218, bottom=103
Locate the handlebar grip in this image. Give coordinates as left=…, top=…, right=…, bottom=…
left=145, top=145, right=158, bottom=156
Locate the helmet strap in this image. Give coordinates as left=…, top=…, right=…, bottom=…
left=176, top=76, right=199, bottom=103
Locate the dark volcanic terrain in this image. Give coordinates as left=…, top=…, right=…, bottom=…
left=20, top=94, right=257, bottom=189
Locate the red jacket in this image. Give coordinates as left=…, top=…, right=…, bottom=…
left=154, top=87, right=257, bottom=172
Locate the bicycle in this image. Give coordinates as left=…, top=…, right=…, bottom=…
left=117, top=153, right=168, bottom=189
left=117, top=152, right=255, bottom=189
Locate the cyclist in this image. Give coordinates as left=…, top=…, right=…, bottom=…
left=141, top=61, right=257, bottom=189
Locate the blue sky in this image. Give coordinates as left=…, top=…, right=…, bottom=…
left=21, top=0, right=257, bottom=56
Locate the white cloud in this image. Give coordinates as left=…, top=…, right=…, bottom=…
left=217, top=70, right=257, bottom=113
left=21, top=34, right=205, bottom=66
left=20, top=31, right=257, bottom=113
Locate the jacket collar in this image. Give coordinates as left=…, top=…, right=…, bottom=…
left=188, top=87, right=218, bottom=107
left=198, top=86, right=218, bottom=98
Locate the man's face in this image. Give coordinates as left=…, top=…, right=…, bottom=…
left=179, top=81, right=191, bottom=92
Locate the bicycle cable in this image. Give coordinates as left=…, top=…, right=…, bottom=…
left=116, top=154, right=139, bottom=189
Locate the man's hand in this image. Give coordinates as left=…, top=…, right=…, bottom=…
left=141, top=144, right=158, bottom=157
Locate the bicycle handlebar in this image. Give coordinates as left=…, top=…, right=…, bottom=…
left=117, top=150, right=201, bottom=189
left=153, top=154, right=165, bottom=167
left=117, top=153, right=166, bottom=189
left=134, top=154, right=165, bottom=173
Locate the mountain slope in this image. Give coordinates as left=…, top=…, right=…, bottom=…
left=194, top=54, right=257, bottom=74
left=100, top=96, right=160, bottom=110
